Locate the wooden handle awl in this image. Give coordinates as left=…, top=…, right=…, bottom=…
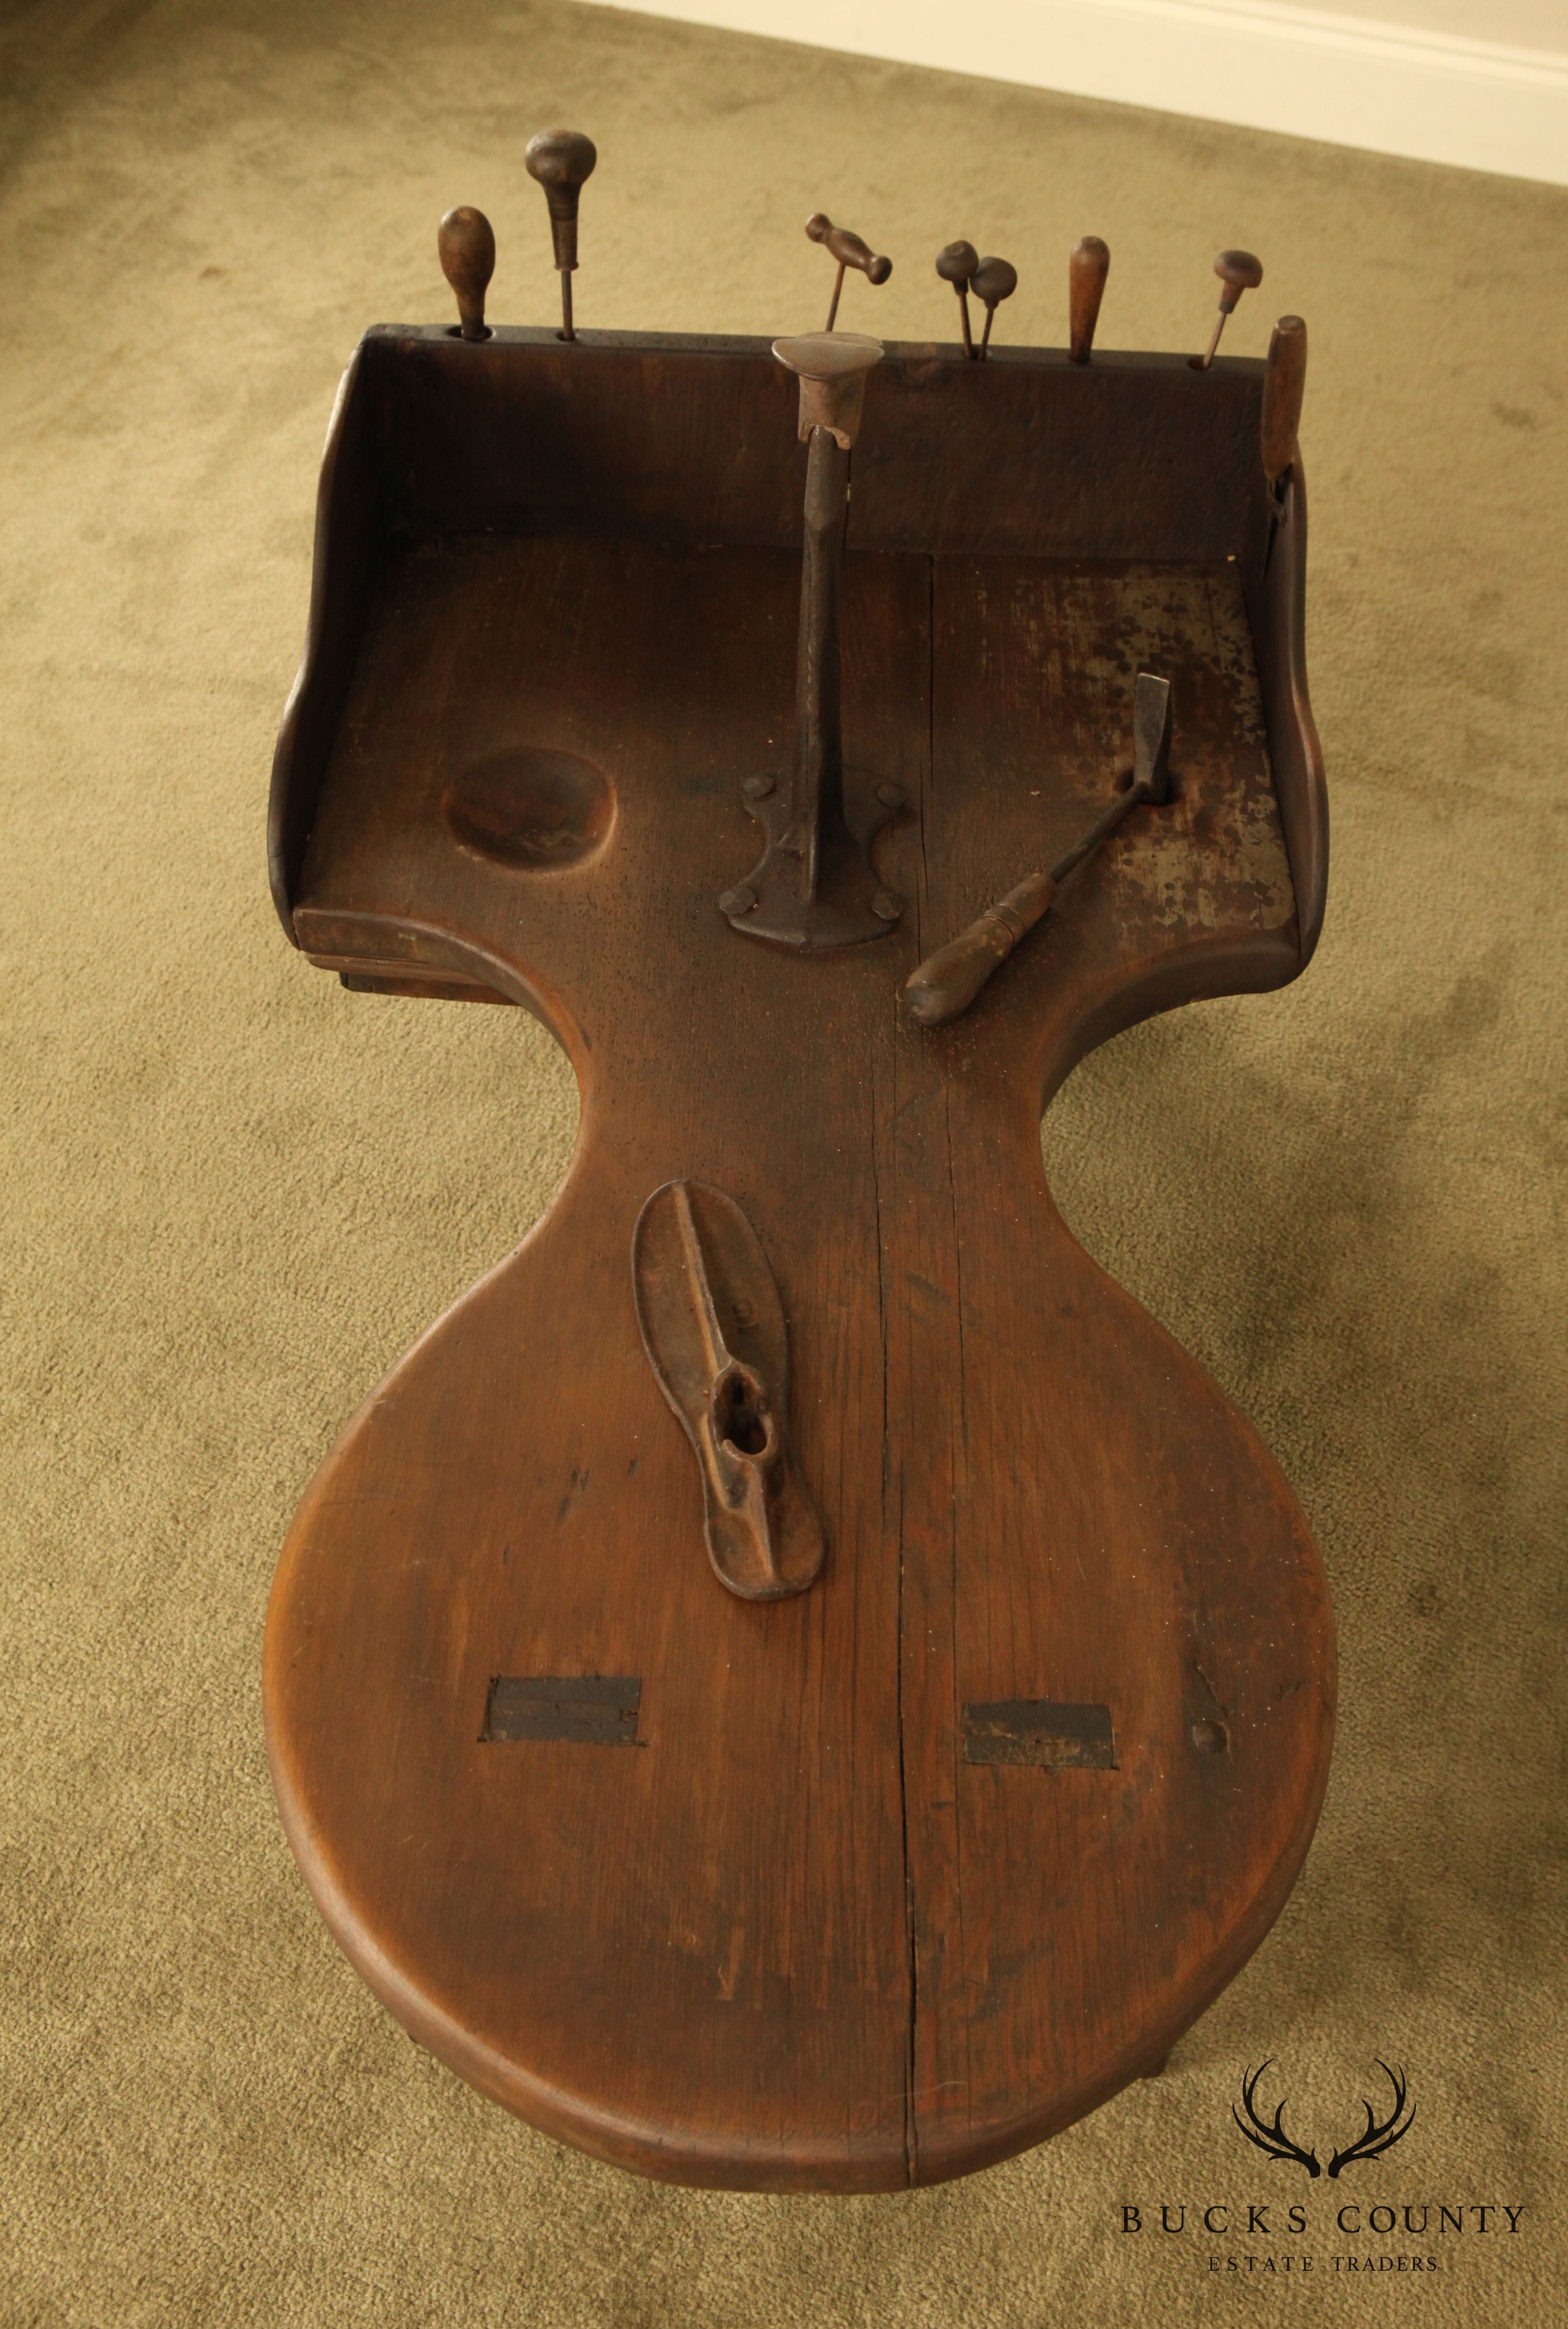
left=525, top=129, right=597, bottom=272
left=1193, top=248, right=1263, bottom=368
left=1262, top=314, right=1307, bottom=485
left=936, top=239, right=978, bottom=357
left=1069, top=236, right=1109, bottom=363
left=902, top=871, right=1057, bottom=1027
left=438, top=206, right=496, bottom=341
left=971, top=255, right=1017, bottom=358
left=905, top=673, right=1172, bottom=1029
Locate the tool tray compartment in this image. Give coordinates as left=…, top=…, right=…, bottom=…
left=269, top=327, right=1325, bottom=1021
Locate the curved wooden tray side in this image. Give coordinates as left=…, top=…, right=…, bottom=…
left=1249, top=461, right=1328, bottom=967
left=267, top=338, right=379, bottom=943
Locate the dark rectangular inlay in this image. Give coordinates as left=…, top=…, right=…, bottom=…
left=483, top=1675, right=642, bottom=1745
left=962, top=1698, right=1117, bottom=1770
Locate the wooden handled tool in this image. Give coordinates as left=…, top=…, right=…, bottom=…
left=525, top=127, right=597, bottom=340
left=1262, top=314, right=1307, bottom=487
left=971, top=255, right=1017, bottom=359
left=806, top=213, right=892, bottom=330
left=1191, top=249, right=1262, bottom=370
left=903, top=673, right=1174, bottom=1026
left=1069, top=236, right=1109, bottom=363
left=438, top=206, right=496, bottom=341
left=936, top=240, right=979, bottom=358
left=1262, top=313, right=1307, bottom=570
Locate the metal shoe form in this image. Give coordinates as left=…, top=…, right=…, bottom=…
left=633, top=1178, right=825, bottom=1600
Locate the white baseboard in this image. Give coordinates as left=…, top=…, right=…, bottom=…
left=579, top=0, right=1568, bottom=185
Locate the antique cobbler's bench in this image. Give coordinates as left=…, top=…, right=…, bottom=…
left=264, top=143, right=1333, bottom=2190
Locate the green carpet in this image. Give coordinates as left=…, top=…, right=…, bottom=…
left=2, top=0, right=1565, bottom=2319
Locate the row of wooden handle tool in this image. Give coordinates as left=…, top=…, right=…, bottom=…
left=432, top=126, right=1299, bottom=401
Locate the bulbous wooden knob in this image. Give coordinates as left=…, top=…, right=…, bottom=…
left=438, top=206, right=496, bottom=341
left=1193, top=248, right=1264, bottom=368
left=936, top=239, right=979, bottom=356
left=526, top=129, right=597, bottom=271
left=1262, top=314, right=1307, bottom=486
left=806, top=213, right=892, bottom=284
left=1215, top=248, right=1264, bottom=313
left=971, top=254, right=1016, bottom=358
left=806, top=213, right=892, bottom=329
left=1069, top=235, right=1109, bottom=363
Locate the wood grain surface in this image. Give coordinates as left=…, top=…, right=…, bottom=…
left=266, top=473, right=1334, bottom=2185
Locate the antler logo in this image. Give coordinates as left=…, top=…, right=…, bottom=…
left=1232, top=2060, right=1416, bottom=2179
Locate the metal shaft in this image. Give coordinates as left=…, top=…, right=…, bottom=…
left=1049, top=778, right=1150, bottom=886
left=790, top=424, right=848, bottom=899
left=720, top=328, right=895, bottom=947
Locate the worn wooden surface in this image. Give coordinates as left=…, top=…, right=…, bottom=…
left=268, top=334, right=1326, bottom=965
left=266, top=496, right=1334, bottom=2186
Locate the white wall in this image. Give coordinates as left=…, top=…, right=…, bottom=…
left=581, top=0, right=1568, bottom=184
left=1326, top=0, right=1563, bottom=42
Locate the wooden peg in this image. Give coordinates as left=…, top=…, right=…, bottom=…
left=806, top=213, right=892, bottom=331
left=525, top=128, right=597, bottom=341
left=1068, top=236, right=1109, bottom=363
left=936, top=240, right=978, bottom=359
left=438, top=207, right=496, bottom=342
left=1192, top=249, right=1262, bottom=370
left=1262, top=314, right=1307, bottom=487
left=971, top=255, right=1016, bottom=359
